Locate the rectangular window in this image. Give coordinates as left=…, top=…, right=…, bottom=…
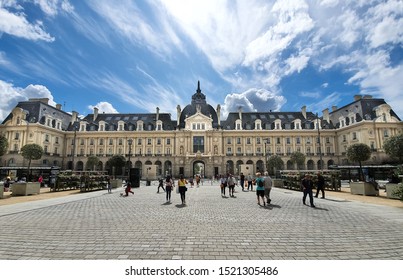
left=166, top=138, right=171, bottom=145
left=193, top=136, right=205, bottom=153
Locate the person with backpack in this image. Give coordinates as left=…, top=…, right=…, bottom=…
left=165, top=175, right=174, bottom=203
left=255, top=172, right=265, bottom=206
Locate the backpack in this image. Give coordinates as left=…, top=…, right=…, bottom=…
left=258, top=179, right=264, bottom=188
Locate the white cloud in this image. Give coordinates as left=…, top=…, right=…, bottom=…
left=88, top=102, right=118, bottom=114
left=299, top=91, right=321, bottom=99
left=0, top=80, right=56, bottom=122
left=221, top=88, right=286, bottom=118
left=0, top=6, right=55, bottom=41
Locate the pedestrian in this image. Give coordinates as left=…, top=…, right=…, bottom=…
left=189, top=176, right=194, bottom=188
left=157, top=178, right=165, bottom=193
left=239, top=172, right=245, bottom=191
left=255, top=172, right=265, bottom=206
left=315, top=172, right=325, bottom=199
left=165, top=175, right=174, bottom=203
left=301, top=174, right=315, bottom=207
left=247, top=173, right=253, bottom=191
left=3, top=176, right=11, bottom=192
left=38, top=175, right=44, bottom=187
left=227, top=174, right=236, bottom=197
left=107, top=178, right=112, bottom=193
left=195, top=174, right=201, bottom=187
left=263, top=171, right=273, bottom=204
left=177, top=175, right=188, bottom=205
left=124, top=182, right=134, bottom=196
left=220, top=174, right=227, bottom=196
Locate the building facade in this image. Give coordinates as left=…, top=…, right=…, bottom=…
left=1, top=82, right=402, bottom=179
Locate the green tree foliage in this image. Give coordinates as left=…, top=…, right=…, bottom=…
left=106, top=155, right=126, bottom=177
left=347, top=143, right=371, bottom=181
left=86, top=155, right=100, bottom=171
left=290, top=151, right=306, bottom=170
left=21, top=143, right=44, bottom=180
left=383, top=133, right=403, bottom=164
left=0, top=134, right=8, bottom=158
left=267, top=155, right=284, bottom=176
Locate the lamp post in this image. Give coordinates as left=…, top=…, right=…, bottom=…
left=316, top=113, right=323, bottom=171
left=263, top=138, right=269, bottom=173
left=127, top=138, right=133, bottom=183
left=71, top=125, right=77, bottom=171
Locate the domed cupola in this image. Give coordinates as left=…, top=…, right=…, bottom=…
left=178, top=81, right=219, bottom=129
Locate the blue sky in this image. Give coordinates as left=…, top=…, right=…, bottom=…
left=1, top=0, right=402, bottom=122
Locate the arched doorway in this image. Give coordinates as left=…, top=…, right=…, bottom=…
left=193, top=161, right=205, bottom=177
left=307, top=160, right=315, bottom=170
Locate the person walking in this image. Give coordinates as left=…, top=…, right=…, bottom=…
left=38, top=175, right=44, bottom=187
left=263, top=171, right=273, bottom=204
left=124, top=182, right=134, bottom=196
left=165, top=175, right=174, bottom=203
left=240, top=172, right=245, bottom=191
left=157, top=177, right=165, bottom=193
left=301, top=174, right=315, bottom=207
left=315, top=172, right=325, bottom=199
left=177, top=175, right=188, bottom=205
left=255, top=172, right=265, bottom=206
left=227, top=174, right=236, bottom=197
left=247, top=173, right=253, bottom=191
left=107, top=178, right=112, bottom=193
left=220, top=174, right=228, bottom=196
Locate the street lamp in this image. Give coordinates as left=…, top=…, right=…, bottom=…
left=316, top=113, right=323, bottom=171
left=71, top=125, right=77, bottom=171
left=127, top=138, right=133, bottom=182
left=263, top=138, right=269, bottom=173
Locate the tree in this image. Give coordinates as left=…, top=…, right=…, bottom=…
left=347, top=143, right=372, bottom=181
left=21, top=143, right=44, bottom=181
left=267, top=155, right=284, bottom=177
left=106, top=155, right=126, bottom=178
left=0, top=134, right=8, bottom=158
left=383, top=133, right=403, bottom=164
left=86, top=155, right=100, bottom=171
left=290, top=151, right=306, bottom=170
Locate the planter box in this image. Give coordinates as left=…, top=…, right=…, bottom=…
left=273, top=179, right=284, bottom=188
left=110, top=179, right=122, bottom=189
left=385, top=183, right=401, bottom=199
left=350, top=181, right=379, bottom=196
left=11, top=182, right=41, bottom=196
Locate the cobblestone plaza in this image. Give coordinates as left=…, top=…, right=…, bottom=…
left=1, top=182, right=402, bottom=260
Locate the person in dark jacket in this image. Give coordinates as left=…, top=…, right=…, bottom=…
left=301, top=174, right=315, bottom=207
left=315, top=172, right=325, bottom=199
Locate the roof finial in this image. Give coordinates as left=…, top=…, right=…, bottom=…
left=197, top=80, right=201, bottom=92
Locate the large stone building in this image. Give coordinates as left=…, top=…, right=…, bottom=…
left=1, top=81, right=402, bottom=179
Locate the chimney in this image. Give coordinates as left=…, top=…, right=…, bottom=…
left=156, top=107, right=160, bottom=121
left=238, top=106, right=242, bottom=121
left=363, top=95, right=373, bottom=99
left=332, top=106, right=338, bottom=112
left=56, top=104, right=62, bottom=110
left=71, top=111, right=78, bottom=124
left=217, top=104, right=221, bottom=126
left=301, top=105, right=307, bottom=119
left=93, top=107, right=98, bottom=121
left=354, top=95, right=362, bottom=101
left=176, top=105, right=181, bottom=127
left=322, top=108, right=330, bottom=123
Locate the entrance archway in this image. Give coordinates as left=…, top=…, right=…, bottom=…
left=193, top=161, right=205, bottom=178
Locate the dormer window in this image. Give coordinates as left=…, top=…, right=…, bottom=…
left=274, top=119, right=282, bottom=130
left=235, top=119, right=242, bottom=130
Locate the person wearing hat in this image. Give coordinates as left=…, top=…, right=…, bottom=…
left=301, top=174, right=315, bottom=207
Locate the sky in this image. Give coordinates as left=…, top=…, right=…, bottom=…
left=0, top=0, right=402, bottom=123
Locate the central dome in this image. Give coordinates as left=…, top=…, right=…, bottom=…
left=178, top=81, right=219, bottom=128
